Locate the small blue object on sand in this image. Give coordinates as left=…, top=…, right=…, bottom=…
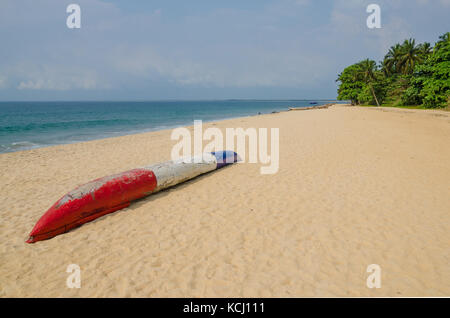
left=211, top=151, right=241, bottom=169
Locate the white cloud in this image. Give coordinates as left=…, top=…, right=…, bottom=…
left=110, top=43, right=332, bottom=88
left=0, top=0, right=447, bottom=98
left=12, top=64, right=105, bottom=91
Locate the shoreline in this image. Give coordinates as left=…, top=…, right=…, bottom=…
left=0, top=101, right=348, bottom=155
left=2, top=102, right=448, bottom=157
left=0, top=104, right=311, bottom=156
left=0, top=112, right=275, bottom=157
left=1, top=104, right=449, bottom=297
left=0, top=103, right=449, bottom=156
left=0, top=113, right=262, bottom=156
left=0, top=106, right=291, bottom=156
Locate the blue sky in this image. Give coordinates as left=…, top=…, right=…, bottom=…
left=0, top=0, right=449, bottom=100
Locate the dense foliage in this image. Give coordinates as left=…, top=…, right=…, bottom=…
left=337, top=32, right=450, bottom=108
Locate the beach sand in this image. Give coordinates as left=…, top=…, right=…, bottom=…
left=0, top=105, right=449, bottom=297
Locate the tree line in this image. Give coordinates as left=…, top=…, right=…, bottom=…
left=336, top=32, right=450, bottom=108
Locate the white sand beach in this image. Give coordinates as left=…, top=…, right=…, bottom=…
left=0, top=104, right=449, bottom=297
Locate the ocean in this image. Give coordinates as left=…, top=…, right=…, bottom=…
left=0, top=100, right=339, bottom=153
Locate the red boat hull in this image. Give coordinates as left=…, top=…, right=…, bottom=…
left=26, top=169, right=157, bottom=243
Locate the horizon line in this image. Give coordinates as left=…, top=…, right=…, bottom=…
left=0, top=98, right=342, bottom=103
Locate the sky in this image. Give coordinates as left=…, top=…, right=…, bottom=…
left=0, top=0, right=449, bottom=101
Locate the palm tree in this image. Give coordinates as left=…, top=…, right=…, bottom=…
left=383, top=43, right=403, bottom=75
left=435, top=32, right=450, bottom=50
left=381, top=55, right=392, bottom=77
left=398, top=39, right=423, bottom=75
left=418, top=42, right=432, bottom=58
left=439, top=32, right=450, bottom=42
left=358, top=59, right=380, bottom=107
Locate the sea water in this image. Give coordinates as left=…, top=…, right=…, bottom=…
left=0, top=100, right=340, bottom=153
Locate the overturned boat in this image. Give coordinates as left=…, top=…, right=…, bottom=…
left=27, top=151, right=240, bottom=243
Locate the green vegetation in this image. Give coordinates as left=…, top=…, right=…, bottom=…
left=337, top=32, right=450, bottom=109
